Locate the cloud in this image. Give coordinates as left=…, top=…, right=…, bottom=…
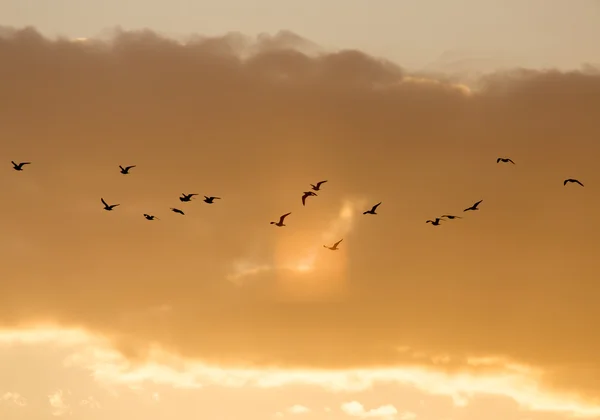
left=1, top=392, right=27, bottom=407
left=341, top=401, right=398, bottom=420
left=1, top=25, right=600, bottom=410
left=48, top=390, right=71, bottom=416
left=3, top=328, right=600, bottom=418
left=288, top=404, right=311, bottom=414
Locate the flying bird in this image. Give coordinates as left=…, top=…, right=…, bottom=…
left=203, top=196, right=221, bottom=204
left=496, top=158, right=515, bottom=164
left=564, top=178, right=584, bottom=187
left=143, top=213, right=159, bottom=220
left=426, top=218, right=443, bottom=226
left=464, top=200, right=483, bottom=212
left=270, top=212, right=291, bottom=227
left=180, top=193, right=198, bottom=202
left=363, top=202, right=382, bottom=215
left=101, top=198, right=119, bottom=211
left=310, top=180, right=328, bottom=191
left=441, top=215, right=462, bottom=220
left=302, top=191, right=317, bottom=206
left=324, top=239, right=343, bottom=250
left=119, top=165, right=136, bottom=174
left=11, top=161, right=30, bottom=171
left=170, top=208, right=185, bottom=215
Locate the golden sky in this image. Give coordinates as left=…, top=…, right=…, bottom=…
left=1, top=6, right=600, bottom=419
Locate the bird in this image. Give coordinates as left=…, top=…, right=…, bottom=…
left=180, top=193, right=198, bottom=202
left=426, top=218, right=443, bottom=226
left=270, top=212, right=291, bottom=227
left=101, top=198, right=119, bottom=211
left=324, top=239, right=343, bottom=250
left=302, top=191, right=317, bottom=206
left=203, top=196, right=221, bottom=204
left=170, top=208, right=185, bottom=215
left=363, top=202, right=382, bottom=215
left=143, top=213, right=159, bottom=220
left=310, top=180, right=327, bottom=191
left=441, top=214, right=462, bottom=220
left=11, top=161, right=30, bottom=171
left=464, top=200, right=483, bottom=212
left=119, top=165, right=136, bottom=174
left=564, top=178, right=584, bottom=187
left=497, top=157, right=515, bottom=164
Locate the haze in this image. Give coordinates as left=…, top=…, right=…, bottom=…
left=1, top=1, right=600, bottom=419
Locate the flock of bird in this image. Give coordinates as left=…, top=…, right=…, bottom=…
left=10, top=158, right=585, bottom=251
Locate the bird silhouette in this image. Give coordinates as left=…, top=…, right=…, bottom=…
left=143, top=214, right=159, bottom=220
left=426, top=218, right=443, bottom=226
left=363, top=202, right=382, bottom=215
left=11, top=161, right=31, bottom=171
left=170, top=208, right=185, bottom=215
left=180, top=193, right=198, bottom=202
left=564, top=178, right=584, bottom=187
left=119, top=165, right=136, bottom=174
left=441, top=215, right=462, bottom=220
left=203, top=196, right=221, bottom=204
left=324, top=239, right=343, bottom=250
left=496, top=158, right=515, bottom=164
left=464, top=200, right=483, bottom=212
left=270, top=212, right=291, bottom=227
left=302, top=191, right=317, bottom=206
left=101, top=198, right=119, bottom=211
left=310, top=180, right=328, bottom=191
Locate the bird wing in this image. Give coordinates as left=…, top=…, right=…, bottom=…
left=302, top=194, right=307, bottom=206
left=334, top=239, right=343, bottom=247
left=563, top=179, right=569, bottom=185
left=280, top=212, right=292, bottom=222
left=316, top=180, right=327, bottom=188
left=22, top=162, right=31, bottom=165
left=372, top=202, right=382, bottom=211
left=101, top=198, right=108, bottom=206
left=576, top=180, right=584, bottom=186
left=125, top=165, right=136, bottom=170
left=473, top=200, right=483, bottom=207
left=508, top=159, right=515, bottom=164
left=496, top=158, right=501, bottom=163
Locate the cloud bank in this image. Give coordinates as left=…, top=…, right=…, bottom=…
left=1, top=26, right=600, bottom=404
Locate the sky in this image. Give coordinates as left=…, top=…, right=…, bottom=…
left=1, top=1, right=600, bottom=420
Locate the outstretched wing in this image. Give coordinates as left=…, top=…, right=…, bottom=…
left=507, top=159, right=515, bottom=164
left=576, top=180, right=584, bottom=186
left=496, top=158, right=501, bottom=163
left=280, top=212, right=292, bottom=222
left=302, top=193, right=307, bottom=206
left=334, top=239, right=343, bottom=247
left=473, top=199, right=483, bottom=208
left=101, top=198, right=108, bottom=206
left=372, top=202, right=382, bottom=211
left=316, top=180, right=328, bottom=188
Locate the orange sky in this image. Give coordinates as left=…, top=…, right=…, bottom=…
left=1, top=18, right=600, bottom=420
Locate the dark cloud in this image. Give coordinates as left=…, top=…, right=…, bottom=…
left=1, top=26, right=600, bottom=402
